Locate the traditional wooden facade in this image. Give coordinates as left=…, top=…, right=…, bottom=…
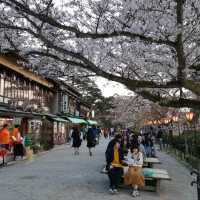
left=50, top=80, right=85, bottom=144
left=0, top=53, right=94, bottom=148
left=0, top=55, right=54, bottom=113
left=0, top=53, right=56, bottom=149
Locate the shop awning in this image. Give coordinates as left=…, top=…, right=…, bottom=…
left=52, top=117, right=69, bottom=123
left=66, top=117, right=87, bottom=124
left=0, top=107, right=42, bottom=118
left=87, top=120, right=98, bottom=125
left=45, top=114, right=69, bottom=123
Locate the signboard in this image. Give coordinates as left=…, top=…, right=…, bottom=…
left=62, top=95, right=68, bottom=113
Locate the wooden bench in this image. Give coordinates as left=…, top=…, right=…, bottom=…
left=142, top=168, right=171, bottom=192
left=101, top=166, right=171, bottom=192
left=143, top=157, right=161, bottom=168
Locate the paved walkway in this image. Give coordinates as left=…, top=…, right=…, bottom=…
left=0, top=139, right=197, bottom=200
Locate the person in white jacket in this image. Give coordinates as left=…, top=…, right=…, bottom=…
left=124, top=146, right=145, bottom=197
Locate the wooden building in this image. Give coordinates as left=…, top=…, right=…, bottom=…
left=0, top=53, right=96, bottom=149
left=0, top=53, right=57, bottom=149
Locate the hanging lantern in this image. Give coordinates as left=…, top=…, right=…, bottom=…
left=172, top=116, right=179, bottom=123
left=157, top=120, right=161, bottom=125
left=153, top=120, right=157, bottom=125
left=164, top=118, right=170, bottom=124
left=148, top=120, right=153, bottom=125
left=185, top=112, right=194, bottom=122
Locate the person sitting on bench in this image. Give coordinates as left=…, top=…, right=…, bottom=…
left=105, top=134, right=126, bottom=194
left=124, top=146, right=145, bottom=197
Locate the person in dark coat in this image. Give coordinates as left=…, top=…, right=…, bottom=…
left=130, top=134, right=139, bottom=152
left=86, top=126, right=96, bottom=156
left=121, top=134, right=130, bottom=156
left=71, top=127, right=82, bottom=155
left=144, top=134, right=154, bottom=157
left=105, top=134, right=126, bottom=194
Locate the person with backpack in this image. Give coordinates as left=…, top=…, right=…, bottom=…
left=71, top=127, right=82, bottom=155
left=86, top=125, right=96, bottom=156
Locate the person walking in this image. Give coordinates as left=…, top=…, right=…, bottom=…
left=124, top=146, right=145, bottom=197
left=86, top=126, right=96, bottom=156
left=144, top=134, right=154, bottom=157
left=11, top=125, right=24, bottom=160
left=96, top=126, right=101, bottom=145
left=105, top=134, right=126, bottom=194
left=0, top=124, right=10, bottom=150
left=157, top=127, right=163, bottom=150
left=138, top=139, right=146, bottom=159
left=71, top=127, right=82, bottom=155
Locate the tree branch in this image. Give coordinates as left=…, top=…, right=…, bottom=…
left=5, top=0, right=176, bottom=47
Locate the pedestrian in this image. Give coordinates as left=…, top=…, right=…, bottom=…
left=124, top=146, right=145, bottom=197
left=144, top=134, right=154, bottom=157
left=11, top=125, right=24, bottom=160
left=68, top=128, right=73, bottom=145
left=105, top=134, right=126, bottom=194
left=138, top=139, right=146, bottom=159
left=157, top=127, right=163, bottom=150
left=130, top=134, right=139, bottom=151
left=71, top=127, right=82, bottom=155
left=121, top=134, right=129, bottom=156
left=86, top=126, right=96, bottom=156
left=0, top=124, right=10, bottom=150
left=96, top=126, right=101, bottom=145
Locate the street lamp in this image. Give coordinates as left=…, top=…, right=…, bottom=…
left=185, top=111, right=195, bottom=139
left=163, top=118, right=171, bottom=148
left=172, top=115, right=180, bottom=136
left=186, top=111, right=200, bottom=200
left=186, top=112, right=194, bottom=123
left=164, top=118, right=170, bottom=124
left=172, top=116, right=178, bottom=123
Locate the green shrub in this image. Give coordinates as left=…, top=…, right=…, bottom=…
left=164, top=131, right=200, bottom=169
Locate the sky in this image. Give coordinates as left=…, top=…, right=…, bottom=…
left=95, top=77, right=134, bottom=97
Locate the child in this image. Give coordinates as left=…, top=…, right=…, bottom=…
left=124, top=146, right=145, bottom=197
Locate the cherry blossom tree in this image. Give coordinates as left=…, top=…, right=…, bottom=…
left=0, top=0, right=200, bottom=108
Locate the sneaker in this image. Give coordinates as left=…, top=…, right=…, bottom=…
left=113, top=189, right=119, bottom=194
left=109, top=188, right=114, bottom=194
left=135, top=190, right=140, bottom=196
left=132, top=190, right=137, bottom=197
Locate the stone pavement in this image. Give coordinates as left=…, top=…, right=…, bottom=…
left=0, top=139, right=197, bottom=200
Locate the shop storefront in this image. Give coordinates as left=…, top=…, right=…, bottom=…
left=53, top=118, right=69, bottom=145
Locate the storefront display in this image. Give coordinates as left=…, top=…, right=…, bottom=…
left=28, top=120, right=42, bottom=143
left=0, top=118, right=13, bottom=128
left=53, top=122, right=67, bottom=145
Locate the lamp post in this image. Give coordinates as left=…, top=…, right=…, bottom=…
left=186, top=112, right=200, bottom=200
left=164, top=118, right=171, bottom=148
left=186, top=112, right=194, bottom=123
left=172, top=115, right=180, bottom=136
left=185, top=111, right=196, bottom=148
